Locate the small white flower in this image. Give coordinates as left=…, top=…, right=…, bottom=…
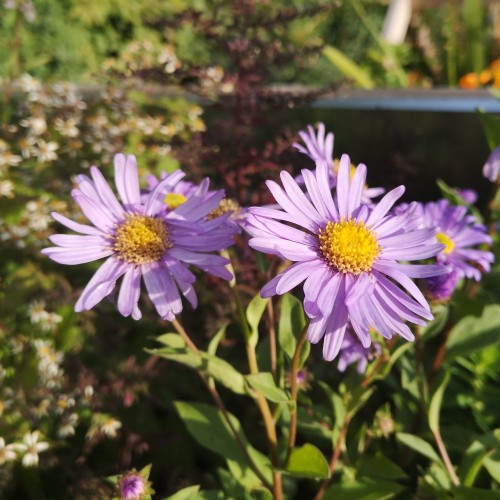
left=39, top=312, right=63, bottom=331
left=18, top=74, right=42, bottom=94
left=101, top=417, right=122, bottom=438
left=58, top=413, right=79, bottom=438
left=13, top=431, right=49, bottom=467
left=33, top=140, right=58, bottom=163
left=54, top=117, right=80, bottom=138
left=0, top=180, right=14, bottom=198
left=20, top=116, right=47, bottom=136
left=28, top=301, right=47, bottom=324
left=0, top=149, right=22, bottom=168
left=0, top=437, right=17, bottom=465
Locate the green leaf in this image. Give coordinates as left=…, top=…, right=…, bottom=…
left=174, top=402, right=272, bottom=487
left=284, top=444, right=330, bottom=479
left=208, top=324, right=228, bottom=356
left=149, top=338, right=247, bottom=395
left=246, top=372, right=290, bottom=404
left=483, top=456, right=500, bottom=483
left=358, top=454, right=407, bottom=481
left=278, top=293, right=308, bottom=366
left=445, top=305, right=500, bottom=361
left=422, top=305, right=450, bottom=339
left=477, top=109, right=500, bottom=150
left=450, top=486, right=500, bottom=500
left=322, top=46, right=375, bottom=89
left=323, top=478, right=405, bottom=500
left=165, top=485, right=200, bottom=500
left=459, top=441, right=490, bottom=487
left=396, top=433, right=442, bottom=464
left=429, top=372, right=450, bottom=433
left=246, top=294, right=269, bottom=347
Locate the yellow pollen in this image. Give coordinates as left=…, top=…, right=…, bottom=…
left=164, top=193, right=187, bottom=209
left=436, top=232, right=455, bottom=255
left=333, top=159, right=357, bottom=181
left=113, top=214, right=172, bottom=264
left=318, top=219, right=380, bottom=274
left=207, top=198, right=240, bottom=220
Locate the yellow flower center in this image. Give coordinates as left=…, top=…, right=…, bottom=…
left=207, top=198, right=240, bottom=220
left=333, top=158, right=357, bottom=181
left=436, top=232, right=455, bottom=255
left=164, top=193, right=187, bottom=209
left=113, top=214, right=172, bottom=264
left=318, top=219, right=380, bottom=274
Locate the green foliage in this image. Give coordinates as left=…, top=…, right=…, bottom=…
left=284, top=444, right=330, bottom=479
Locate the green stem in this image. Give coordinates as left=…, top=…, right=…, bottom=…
left=169, top=318, right=273, bottom=491
left=221, top=249, right=283, bottom=500
left=314, top=415, right=351, bottom=500
left=432, top=427, right=460, bottom=487
left=286, top=326, right=308, bottom=460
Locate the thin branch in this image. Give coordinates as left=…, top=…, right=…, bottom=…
left=432, top=428, right=460, bottom=487
left=314, top=415, right=351, bottom=500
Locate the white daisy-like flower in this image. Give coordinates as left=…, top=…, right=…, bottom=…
left=28, top=301, right=48, bottom=324
left=101, top=417, right=122, bottom=438
left=33, top=140, right=58, bottom=163
left=0, top=180, right=14, bottom=198
left=13, top=431, right=49, bottom=467
left=0, top=437, right=17, bottom=465
left=20, top=116, right=47, bottom=136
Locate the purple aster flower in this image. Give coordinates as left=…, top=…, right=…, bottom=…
left=337, top=330, right=381, bottom=374
left=145, top=172, right=247, bottom=232
left=245, top=155, right=448, bottom=361
left=118, top=471, right=147, bottom=500
left=42, top=154, right=236, bottom=321
left=293, top=123, right=385, bottom=205
left=420, top=199, right=494, bottom=281
left=456, top=188, right=478, bottom=205
left=424, top=268, right=460, bottom=302
left=482, top=146, right=500, bottom=182
left=293, top=122, right=335, bottom=169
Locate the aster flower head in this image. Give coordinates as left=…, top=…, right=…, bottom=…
left=117, top=468, right=153, bottom=500
left=245, top=155, right=449, bottom=361
left=337, top=330, right=382, bottom=374
left=420, top=199, right=494, bottom=282
left=293, top=123, right=385, bottom=204
left=482, top=145, right=500, bottom=182
left=146, top=171, right=247, bottom=232
left=42, top=154, right=236, bottom=321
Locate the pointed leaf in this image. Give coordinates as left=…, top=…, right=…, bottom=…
left=165, top=485, right=201, bottom=500
left=396, top=433, right=442, bottom=464
left=246, top=372, right=290, bottom=404
left=278, top=293, right=308, bottom=366
left=445, top=305, right=500, bottom=361
left=246, top=294, right=269, bottom=347
left=284, top=444, right=330, bottom=479
left=324, top=478, right=405, bottom=500
left=175, top=402, right=272, bottom=487
left=323, top=46, right=375, bottom=89
left=429, top=372, right=450, bottom=433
